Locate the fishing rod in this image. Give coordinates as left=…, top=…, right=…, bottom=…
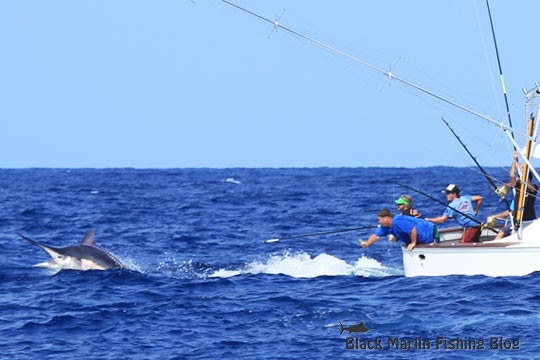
left=485, top=0, right=515, bottom=142
left=441, top=116, right=511, bottom=210
left=391, top=181, right=498, bottom=234
left=514, top=114, right=535, bottom=231
left=263, top=226, right=377, bottom=243
left=216, top=0, right=535, bottom=143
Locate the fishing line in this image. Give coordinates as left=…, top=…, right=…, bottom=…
left=263, top=225, right=378, bottom=244
left=473, top=0, right=502, bottom=120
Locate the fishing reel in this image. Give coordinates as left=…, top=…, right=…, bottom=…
left=483, top=216, right=497, bottom=230
left=495, top=184, right=509, bottom=199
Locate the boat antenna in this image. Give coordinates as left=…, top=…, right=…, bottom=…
left=485, top=0, right=516, bottom=143
left=391, top=181, right=498, bottom=234
left=441, top=117, right=511, bottom=209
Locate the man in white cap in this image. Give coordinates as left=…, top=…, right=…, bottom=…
left=425, top=184, right=483, bottom=243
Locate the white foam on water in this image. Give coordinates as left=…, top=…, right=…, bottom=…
left=208, top=252, right=402, bottom=279
left=225, top=178, right=241, bottom=184
left=352, top=255, right=403, bottom=277
left=209, top=268, right=243, bottom=278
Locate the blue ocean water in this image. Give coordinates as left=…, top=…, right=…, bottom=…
left=1, top=167, right=539, bottom=359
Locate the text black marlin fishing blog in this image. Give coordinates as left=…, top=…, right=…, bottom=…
left=345, top=336, right=520, bottom=351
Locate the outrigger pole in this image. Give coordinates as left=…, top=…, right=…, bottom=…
left=391, top=181, right=498, bottom=234
left=217, top=1, right=540, bottom=183
left=217, top=1, right=535, bottom=140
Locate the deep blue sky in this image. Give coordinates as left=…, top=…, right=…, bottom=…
left=2, top=0, right=540, bottom=168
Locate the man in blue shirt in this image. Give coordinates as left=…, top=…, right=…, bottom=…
left=425, top=184, right=483, bottom=243
left=361, top=208, right=439, bottom=250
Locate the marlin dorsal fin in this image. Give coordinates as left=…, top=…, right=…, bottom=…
left=80, top=228, right=97, bottom=247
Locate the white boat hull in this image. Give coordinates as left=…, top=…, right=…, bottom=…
left=402, top=220, right=540, bottom=277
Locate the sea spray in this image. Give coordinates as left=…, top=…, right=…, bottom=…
left=208, top=251, right=401, bottom=279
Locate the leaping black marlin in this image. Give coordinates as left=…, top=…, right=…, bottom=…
left=19, top=228, right=129, bottom=274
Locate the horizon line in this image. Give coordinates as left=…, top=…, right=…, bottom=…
left=0, top=165, right=507, bottom=170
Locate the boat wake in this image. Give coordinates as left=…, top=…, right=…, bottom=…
left=96, top=251, right=402, bottom=280
left=209, top=252, right=402, bottom=279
